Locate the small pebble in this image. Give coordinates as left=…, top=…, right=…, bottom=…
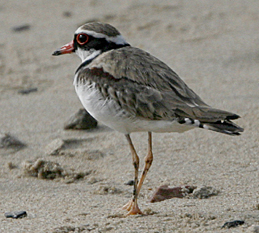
left=18, top=88, right=38, bottom=95
left=45, top=138, right=65, bottom=155
left=64, top=109, right=97, bottom=130
left=192, top=186, right=219, bottom=199
left=7, top=162, right=16, bottom=170
left=0, top=133, right=26, bottom=149
left=221, top=220, right=245, bottom=228
left=63, top=11, right=72, bottom=17
left=150, top=185, right=196, bottom=203
left=124, top=180, right=134, bottom=186
left=12, top=24, right=31, bottom=32
left=87, top=177, right=98, bottom=184
left=5, top=211, right=27, bottom=219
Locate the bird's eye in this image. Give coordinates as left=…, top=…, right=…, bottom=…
left=76, top=33, right=89, bottom=45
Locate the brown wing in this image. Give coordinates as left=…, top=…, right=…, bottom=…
left=83, top=46, right=239, bottom=122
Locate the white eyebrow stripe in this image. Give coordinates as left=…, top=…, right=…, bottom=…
left=75, top=29, right=127, bottom=45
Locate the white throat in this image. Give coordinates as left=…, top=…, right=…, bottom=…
left=76, top=48, right=101, bottom=63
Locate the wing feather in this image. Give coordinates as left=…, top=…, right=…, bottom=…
left=79, top=46, right=239, bottom=122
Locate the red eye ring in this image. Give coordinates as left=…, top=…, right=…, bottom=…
left=76, top=33, right=89, bottom=45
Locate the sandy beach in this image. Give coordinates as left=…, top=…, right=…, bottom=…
left=1, top=0, right=259, bottom=232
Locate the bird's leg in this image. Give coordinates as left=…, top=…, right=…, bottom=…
left=122, top=134, right=143, bottom=215
left=122, top=133, right=153, bottom=215
left=136, top=132, right=153, bottom=197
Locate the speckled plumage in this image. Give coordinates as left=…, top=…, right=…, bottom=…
left=74, top=45, right=242, bottom=134
left=53, top=22, right=243, bottom=215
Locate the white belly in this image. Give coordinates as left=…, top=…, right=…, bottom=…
left=74, top=82, right=193, bottom=134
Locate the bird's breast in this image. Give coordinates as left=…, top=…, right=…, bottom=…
left=74, top=79, right=137, bottom=133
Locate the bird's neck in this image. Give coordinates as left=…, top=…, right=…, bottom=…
left=75, top=43, right=130, bottom=74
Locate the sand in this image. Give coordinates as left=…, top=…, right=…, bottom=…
left=0, top=0, right=259, bottom=232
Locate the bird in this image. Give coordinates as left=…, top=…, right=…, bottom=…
left=52, top=22, right=243, bottom=215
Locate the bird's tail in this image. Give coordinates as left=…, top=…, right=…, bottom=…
left=178, top=117, right=244, bottom=136
left=176, top=107, right=244, bottom=136
left=202, top=120, right=244, bottom=135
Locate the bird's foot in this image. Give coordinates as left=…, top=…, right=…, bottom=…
left=122, top=199, right=143, bottom=215
left=122, top=199, right=133, bottom=211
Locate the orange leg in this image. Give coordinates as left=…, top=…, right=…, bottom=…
left=122, top=134, right=142, bottom=215
left=136, top=132, right=153, bottom=197
left=122, top=132, right=153, bottom=215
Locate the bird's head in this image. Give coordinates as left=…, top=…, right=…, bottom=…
left=52, top=22, right=129, bottom=62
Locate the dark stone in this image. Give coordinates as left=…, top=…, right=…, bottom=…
left=5, top=211, right=27, bottom=219
left=64, top=109, right=97, bottom=130
left=221, top=220, right=245, bottom=228
left=12, top=24, right=31, bottom=32
left=18, top=88, right=38, bottom=94
left=124, top=180, right=134, bottom=186
left=63, top=11, right=72, bottom=17
left=0, top=133, right=26, bottom=149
